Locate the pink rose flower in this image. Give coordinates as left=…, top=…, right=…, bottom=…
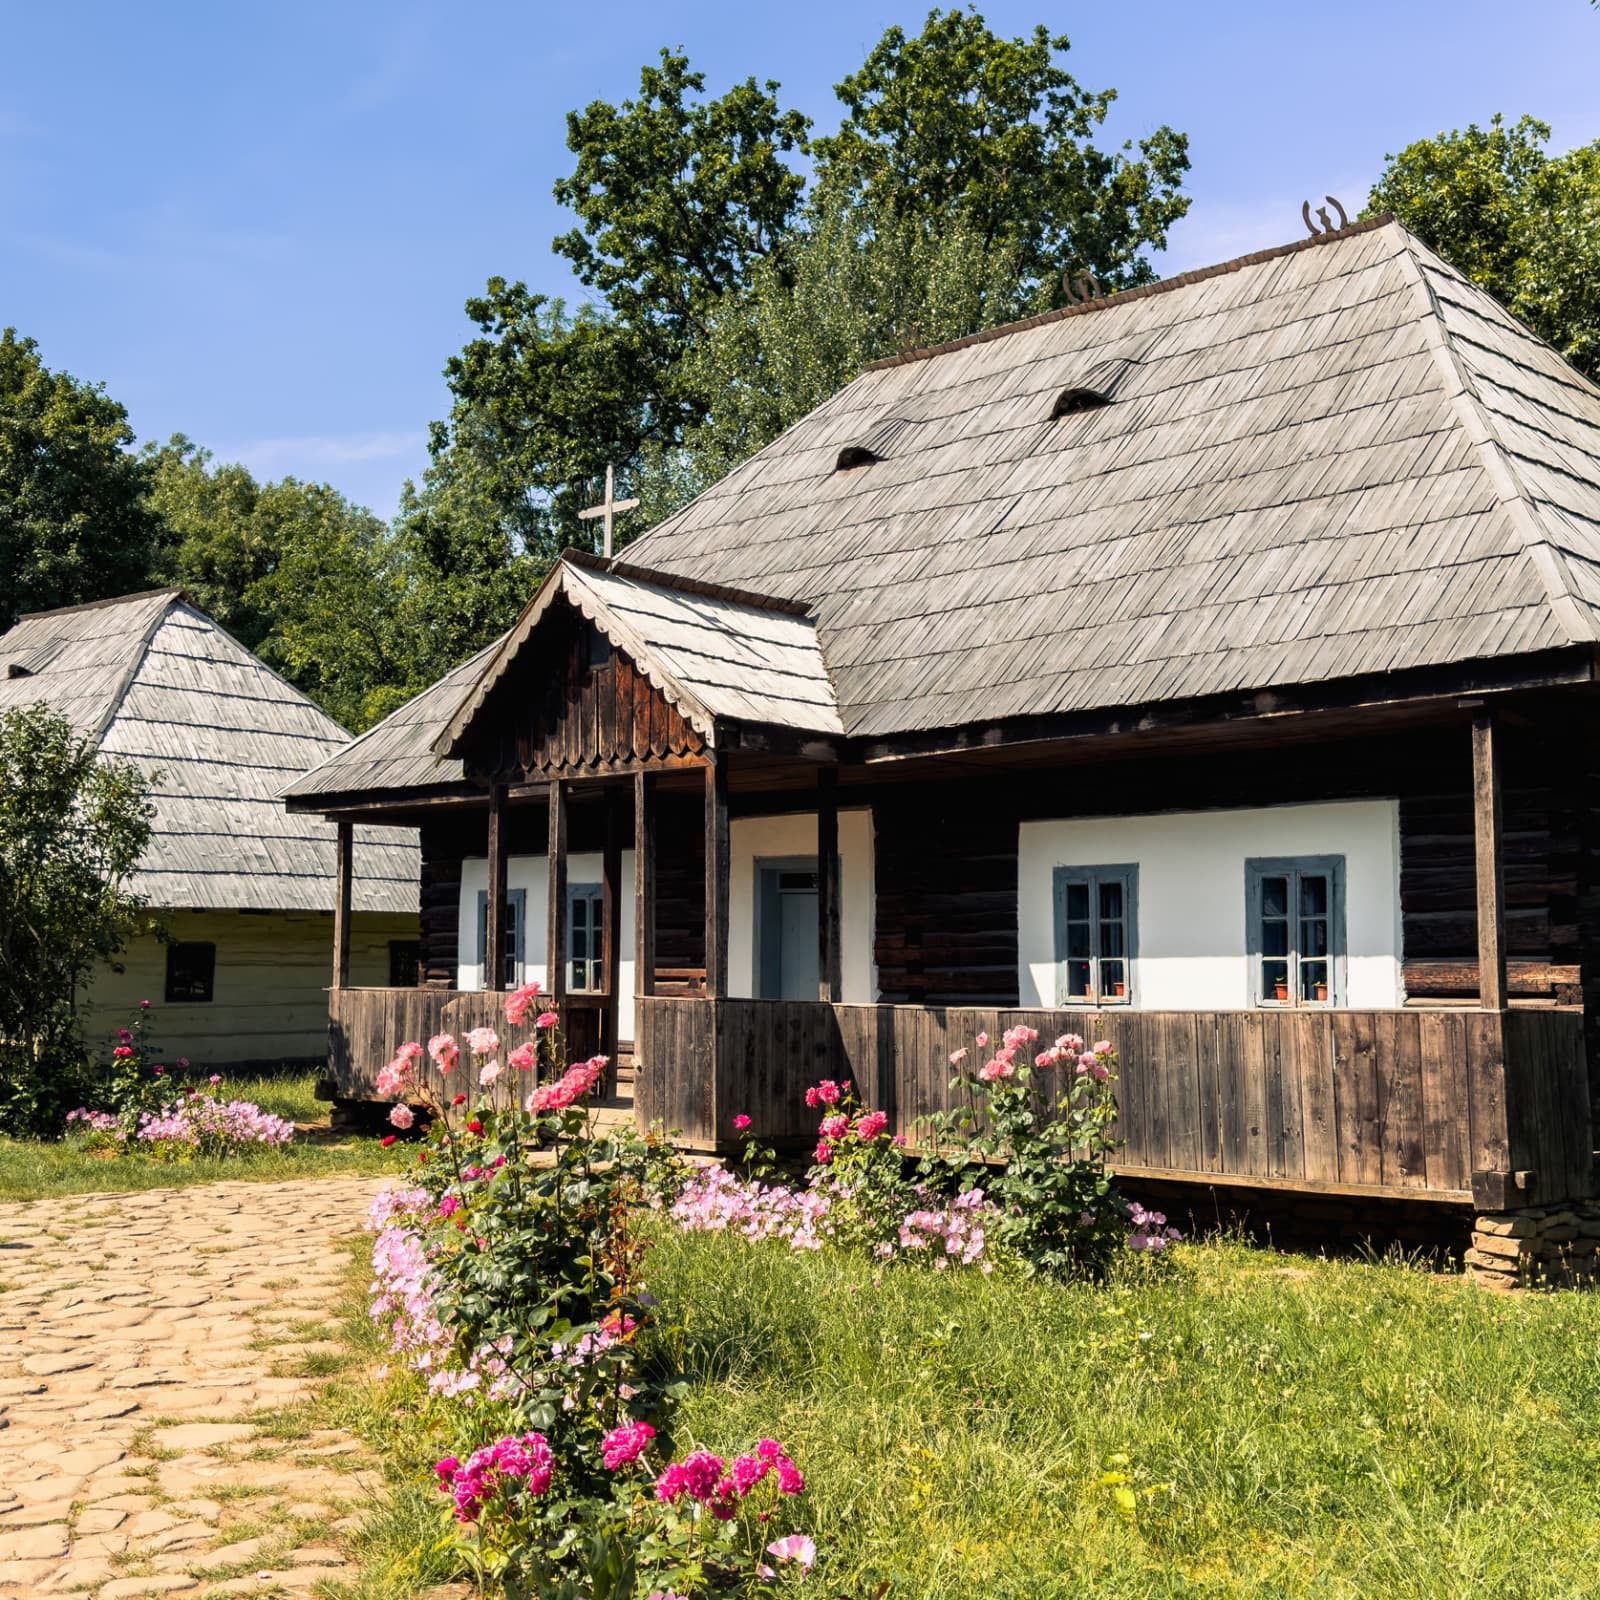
left=427, top=1033, right=459, bottom=1072
left=465, top=1027, right=499, bottom=1056
left=535, top=1011, right=560, bottom=1030
left=733, top=1114, right=752, bottom=1132
left=503, top=980, right=541, bottom=1027
left=388, top=1104, right=414, bottom=1130
left=508, top=1042, right=537, bottom=1072
left=949, top=1047, right=968, bottom=1065
left=975, top=1032, right=989, bottom=1047
left=855, top=1110, right=888, bottom=1141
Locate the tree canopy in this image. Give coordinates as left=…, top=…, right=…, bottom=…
left=1368, top=114, right=1600, bottom=379
left=0, top=330, right=162, bottom=630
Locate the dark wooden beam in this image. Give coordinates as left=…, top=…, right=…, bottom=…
left=705, top=756, right=730, bottom=999
left=634, top=771, right=656, bottom=998
left=1472, top=708, right=1507, bottom=1011
left=332, top=818, right=353, bottom=989
left=485, top=783, right=509, bottom=992
left=601, top=789, right=622, bottom=1051
left=816, top=767, right=842, bottom=1002
left=547, top=776, right=569, bottom=1002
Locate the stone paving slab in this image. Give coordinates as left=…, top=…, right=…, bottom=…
left=0, top=1174, right=387, bottom=1600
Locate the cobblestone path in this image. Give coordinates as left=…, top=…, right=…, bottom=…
left=0, top=1174, right=389, bottom=1599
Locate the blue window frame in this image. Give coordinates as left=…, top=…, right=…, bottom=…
left=1246, top=856, right=1345, bottom=1007
left=475, top=887, right=526, bottom=988
left=1052, top=864, right=1138, bottom=1005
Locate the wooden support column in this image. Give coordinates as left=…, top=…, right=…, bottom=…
left=817, top=767, right=842, bottom=1002
left=485, top=783, right=509, bottom=991
left=547, top=777, right=569, bottom=1002
left=601, top=789, right=622, bottom=1052
left=1472, top=708, right=1507, bottom=1011
left=705, top=756, right=730, bottom=999
left=634, top=772, right=656, bottom=999
left=332, top=818, right=353, bottom=989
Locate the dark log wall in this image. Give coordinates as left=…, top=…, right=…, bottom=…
left=870, top=714, right=1593, bottom=1009
left=654, top=794, right=707, bottom=996
left=460, top=611, right=706, bottom=781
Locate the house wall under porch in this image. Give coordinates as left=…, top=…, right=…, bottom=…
left=83, top=909, right=417, bottom=1071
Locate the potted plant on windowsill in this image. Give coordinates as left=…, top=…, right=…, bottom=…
left=1273, top=980, right=1289, bottom=1002
left=1314, top=981, right=1328, bottom=1002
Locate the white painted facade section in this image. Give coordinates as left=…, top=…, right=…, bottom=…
left=1018, top=800, right=1403, bottom=1010
left=457, top=853, right=637, bottom=1040
left=729, top=810, right=877, bottom=1003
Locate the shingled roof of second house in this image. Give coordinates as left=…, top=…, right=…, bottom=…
left=283, top=215, right=1600, bottom=800
left=0, top=591, right=416, bottom=912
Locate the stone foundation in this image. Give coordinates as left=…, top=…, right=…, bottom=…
left=1466, top=1202, right=1600, bottom=1291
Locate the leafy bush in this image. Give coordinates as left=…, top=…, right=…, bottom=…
left=0, top=704, right=154, bottom=1136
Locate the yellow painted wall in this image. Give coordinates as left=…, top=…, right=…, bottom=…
left=82, top=909, right=419, bottom=1070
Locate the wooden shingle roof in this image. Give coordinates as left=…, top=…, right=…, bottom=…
left=283, top=217, right=1600, bottom=799
left=435, top=556, right=841, bottom=757
left=0, top=592, right=416, bottom=912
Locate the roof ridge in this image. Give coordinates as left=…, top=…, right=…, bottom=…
left=862, top=214, right=1397, bottom=372
left=1394, top=239, right=1599, bottom=648
left=12, top=586, right=185, bottom=623
left=89, top=592, right=182, bottom=746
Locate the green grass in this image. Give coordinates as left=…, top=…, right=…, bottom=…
left=333, top=1218, right=1600, bottom=1599
left=0, top=1074, right=407, bottom=1200
left=629, top=1230, right=1600, bottom=1599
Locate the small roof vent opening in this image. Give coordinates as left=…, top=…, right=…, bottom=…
left=5, top=662, right=32, bottom=680
left=835, top=414, right=911, bottom=472
left=1051, top=387, right=1111, bottom=418
left=1048, top=355, right=1140, bottom=422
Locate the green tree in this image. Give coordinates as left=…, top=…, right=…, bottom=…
left=1368, top=114, right=1600, bottom=378
left=811, top=9, right=1190, bottom=296
left=0, top=704, right=154, bottom=1136
left=673, top=185, right=1032, bottom=493
left=0, top=330, right=161, bottom=629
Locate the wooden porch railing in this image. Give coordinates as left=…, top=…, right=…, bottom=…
left=636, top=998, right=1596, bottom=1207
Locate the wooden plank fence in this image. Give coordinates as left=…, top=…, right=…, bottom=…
left=635, top=997, right=1596, bottom=1206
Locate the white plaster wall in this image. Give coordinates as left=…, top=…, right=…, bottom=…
left=457, top=853, right=637, bottom=1038
left=1018, top=800, right=1402, bottom=1010
left=729, top=810, right=876, bottom=1003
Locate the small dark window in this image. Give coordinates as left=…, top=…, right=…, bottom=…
left=1247, top=856, right=1345, bottom=1006
left=585, top=622, right=611, bottom=667
left=1053, top=865, right=1138, bottom=1005
left=388, top=940, right=421, bottom=988
left=476, top=888, right=527, bottom=988
left=165, top=942, right=216, bottom=1004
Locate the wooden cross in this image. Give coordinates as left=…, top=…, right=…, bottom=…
left=577, top=462, right=639, bottom=558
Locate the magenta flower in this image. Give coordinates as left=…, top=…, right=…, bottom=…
left=733, top=1113, right=752, bottom=1132
left=601, top=1420, right=656, bottom=1470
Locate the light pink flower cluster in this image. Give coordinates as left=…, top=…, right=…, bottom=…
left=669, top=1164, right=834, bottom=1251
left=881, top=1187, right=995, bottom=1270
left=508, top=1041, right=537, bottom=1071
left=976, top=1023, right=1040, bottom=1081
left=434, top=1431, right=554, bottom=1522
left=376, top=1040, right=425, bottom=1098
left=427, top=1033, right=459, bottom=1073
left=1127, top=1201, right=1183, bottom=1254
left=527, top=1054, right=608, bottom=1114
left=503, top=979, right=542, bottom=1027
left=135, top=1094, right=294, bottom=1150
left=601, top=1419, right=656, bottom=1470
left=655, top=1438, right=802, bottom=1520
left=465, top=1026, right=500, bottom=1056
left=65, top=1109, right=123, bottom=1136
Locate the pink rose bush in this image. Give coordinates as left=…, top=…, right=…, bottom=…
left=363, top=983, right=817, bottom=1597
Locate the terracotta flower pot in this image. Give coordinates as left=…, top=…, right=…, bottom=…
left=1273, top=981, right=1289, bottom=1001
left=1315, top=982, right=1328, bottom=1001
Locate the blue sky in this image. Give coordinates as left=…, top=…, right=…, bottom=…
left=3, top=1, right=1596, bottom=519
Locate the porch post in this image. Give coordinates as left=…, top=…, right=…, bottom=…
left=634, top=772, right=656, bottom=999
left=332, top=817, right=352, bottom=989
left=1472, top=707, right=1507, bottom=1011
left=601, top=788, right=622, bottom=1052
left=705, top=756, right=729, bottom=998
left=485, top=783, right=509, bottom=991
left=817, top=768, right=842, bottom=1002
left=547, top=777, right=569, bottom=1002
